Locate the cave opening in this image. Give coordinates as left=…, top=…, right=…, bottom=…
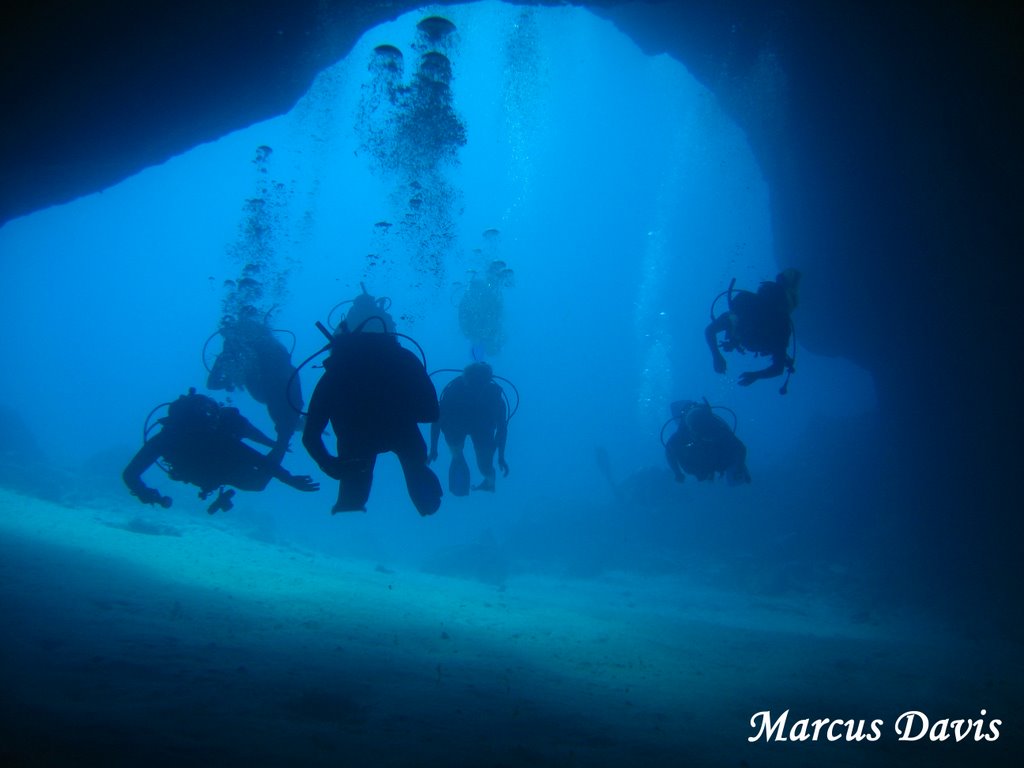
left=3, top=4, right=1017, bottom=767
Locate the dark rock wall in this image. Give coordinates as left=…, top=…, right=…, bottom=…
left=3, top=1, right=1021, bottom=599
left=594, top=1, right=1024, bottom=598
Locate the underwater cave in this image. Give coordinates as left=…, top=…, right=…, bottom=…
left=0, top=2, right=1021, bottom=766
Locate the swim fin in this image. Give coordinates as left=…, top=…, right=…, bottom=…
left=207, top=487, right=236, bottom=514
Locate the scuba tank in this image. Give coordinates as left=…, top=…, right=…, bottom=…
left=659, top=397, right=738, bottom=447
left=327, top=282, right=396, bottom=335
left=430, top=364, right=520, bottom=423
left=286, top=285, right=428, bottom=417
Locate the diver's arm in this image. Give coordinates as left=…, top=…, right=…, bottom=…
left=405, top=351, right=440, bottom=423
left=428, top=421, right=441, bottom=462
left=665, top=443, right=685, bottom=483
left=302, top=380, right=341, bottom=478
left=238, top=414, right=277, bottom=449
left=247, top=426, right=277, bottom=449
left=496, top=418, right=509, bottom=476
left=738, top=356, right=786, bottom=386
left=705, top=316, right=729, bottom=373
left=122, top=435, right=173, bottom=507
left=218, top=407, right=276, bottom=448
left=492, top=391, right=509, bottom=474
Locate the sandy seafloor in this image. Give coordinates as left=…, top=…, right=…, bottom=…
left=0, top=487, right=1016, bottom=768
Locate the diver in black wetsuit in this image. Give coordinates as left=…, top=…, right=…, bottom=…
left=123, top=389, right=318, bottom=513
left=302, top=291, right=442, bottom=516
left=664, top=399, right=751, bottom=486
left=705, top=269, right=801, bottom=391
left=429, top=362, right=509, bottom=495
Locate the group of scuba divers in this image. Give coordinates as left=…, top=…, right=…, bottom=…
left=664, top=267, right=801, bottom=487
left=122, top=285, right=516, bottom=516
left=122, top=269, right=799, bottom=516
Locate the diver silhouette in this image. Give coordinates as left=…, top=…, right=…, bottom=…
left=206, top=310, right=303, bottom=447
left=429, top=361, right=510, bottom=495
left=663, top=399, right=751, bottom=485
left=705, top=269, right=800, bottom=393
left=302, top=288, right=442, bottom=516
left=123, top=389, right=318, bottom=514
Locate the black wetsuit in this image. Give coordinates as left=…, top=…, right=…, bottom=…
left=123, top=405, right=316, bottom=507
left=303, top=333, right=442, bottom=515
left=665, top=403, right=749, bottom=484
left=432, top=375, right=507, bottom=495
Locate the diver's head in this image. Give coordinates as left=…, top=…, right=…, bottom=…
left=463, top=361, right=493, bottom=385
left=777, top=268, right=802, bottom=310
left=343, top=286, right=396, bottom=334
left=166, top=388, right=220, bottom=432
left=238, top=304, right=261, bottom=322
left=673, top=399, right=699, bottom=416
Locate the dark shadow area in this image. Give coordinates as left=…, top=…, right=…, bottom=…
left=2, top=515, right=1019, bottom=768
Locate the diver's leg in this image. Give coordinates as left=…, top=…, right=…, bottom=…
left=395, top=427, right=442, bottom=516
left=269, top=374, right=302, bottom=449
left=471, top=432, right=497, bottom=492
left=445, top=432, right=470, bottom=496
left=333, top=455, right=375, bottom=512
left=334, top=438, right=375, bottom=512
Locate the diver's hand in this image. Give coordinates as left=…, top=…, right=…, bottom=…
left=287, top=475, right=320, bottom=493
left=499, top=459, right=509, bottom=477
left=713, top=353, right=727, bottom=374
left=738, top=371, right=758, bottom=386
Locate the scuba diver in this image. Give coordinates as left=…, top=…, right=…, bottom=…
left=705, top=268, right=801, bottom=392
left=429, top=361, right=509, bottom=495
left=206, top=308, right=303, bottom=448
left=123, top=388, right=319, bottom=514
left=663, top=399, right=751, bottom=486
left=456, top=259, right=514, bottom=357
left=302, top=287, right=443, bottom=516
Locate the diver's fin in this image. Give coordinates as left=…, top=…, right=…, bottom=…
left=331, top=503, right=366, bottom=514
left=408, top=465, right=443, bottom=516
left=207, top=487, right=236, bottom=514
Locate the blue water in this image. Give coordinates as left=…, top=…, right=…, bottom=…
left=0, top=4, right=1013, bottom=767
